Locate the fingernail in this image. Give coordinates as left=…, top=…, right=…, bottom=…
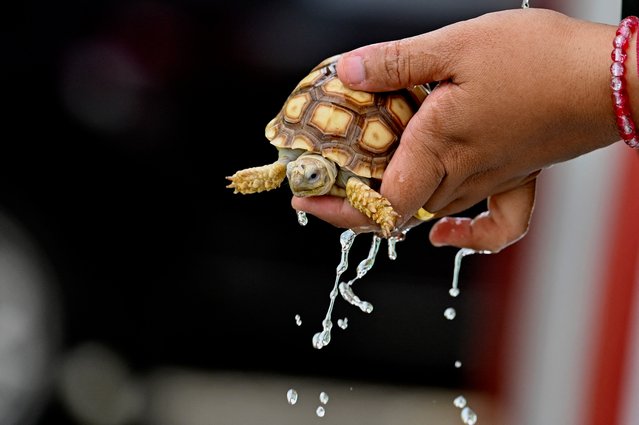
left=340, top=56, right=365, bottom=85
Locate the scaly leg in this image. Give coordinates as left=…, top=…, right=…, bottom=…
left=226, top=162, right=287, bottom=194
left=345, top=177, right=399, bottom=238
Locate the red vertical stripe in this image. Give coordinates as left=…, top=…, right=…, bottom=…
left=465, top=244, right=519, bottom=395
left=587, top=150, right=639, bottom=425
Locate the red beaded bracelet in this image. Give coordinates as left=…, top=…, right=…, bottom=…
left=611, top=16, right=639, bottom=148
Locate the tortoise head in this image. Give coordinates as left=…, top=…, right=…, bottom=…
left=286, top=153, right=337, bottom=197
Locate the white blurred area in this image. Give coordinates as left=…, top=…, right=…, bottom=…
left=0, top=210, right=61, bottom=425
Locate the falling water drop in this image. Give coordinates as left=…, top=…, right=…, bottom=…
left=444, top=307, right=456, bottom=320
left=450, top=248, right=490, bottom=299
left=313, top=228, right=410, bottom=348
left=297, top=211, right=308, bottom=226
left=319, top=391, right=329, bottom=404
left=286, top=389, right=298, bottom=405
left=337, top=317, right=348, bottom=329
left=343, top=235, right=381, bottom=287
left=387, top=229, right=408, bottom=260
left=339, top=283, right=373, bottom=313
left=316, top=406, right=326, bottom=417
left=387, top=239, right=398, bottom=260
left=294, top=314, right=302, bottom=326
left=312, top=327, right=331, bottom=349
left=453, top=395, right=467, bottom=409
left=313, top=230, right=356, bottom=349
left=454, top=360, right=462, bottom=368
left=461, top=406, right=478, bottom=425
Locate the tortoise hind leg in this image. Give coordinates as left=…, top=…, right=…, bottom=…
left=345, top=177, right=399, bottom=238
left=226, top=162, right=287, bottom=194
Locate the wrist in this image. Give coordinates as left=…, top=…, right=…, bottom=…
left=566, top=19, right=623, bottom=151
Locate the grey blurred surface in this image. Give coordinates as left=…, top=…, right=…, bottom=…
left=56, top=341, right=501, bottom=425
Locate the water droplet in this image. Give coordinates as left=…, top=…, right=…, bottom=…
left=453, top=395, right=466, bottom=409
left=319, top=391, right=329, bottom=404
left=387, top=230, right=407, bottom=260
left=312, top=330, right=331, bottom=349
left=297, top=211, right=308, bottom=226
left=450, top=248, right=491, bottom=299
left=444, top=307, right=456, bottom=320
left=455, top=360, right=462, bottom=368
left=316, top=406, right=326, bottom=417
left=287, top=389, right=298, bottom=405
left=339, top=283, right=374, bottom=313
left=313, top=230, right=356, bottom=349
left=337, top=318, right=348, bottom=329
left=461, top=406, right=477, bottom=424
left=294, top=314, right=302, bottom=326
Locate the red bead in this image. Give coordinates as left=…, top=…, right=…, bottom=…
left=611, top=61, right=625, bottom=76
left=622, top=16, right=639, bottom=26
left=612, top=48, right=627, bottom=63
left=612, top=90, right=627, bottom=107
left=614, top=34, right=629, bottom=49
left=625, top=137, right=639, bottom=148
left=617, top=25, right=631, bottom=38
left=614, top=105, right=629, bottom=118
left=611, top=76, right=624, bottom=91
left=617, top=115, right=635, bottom=135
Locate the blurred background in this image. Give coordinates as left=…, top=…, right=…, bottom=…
left=3, top=1, right=636, bottom=425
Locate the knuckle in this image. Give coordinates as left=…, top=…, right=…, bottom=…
left=381, top=40, right=411, bottom=87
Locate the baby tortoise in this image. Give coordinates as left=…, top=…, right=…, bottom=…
left=226, top=54, right=432, bottom=237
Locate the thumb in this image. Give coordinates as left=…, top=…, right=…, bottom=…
left=335, top=26, right=457, bottom=91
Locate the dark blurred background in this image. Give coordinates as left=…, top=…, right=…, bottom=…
left=2, top=1, right=553, bottom=424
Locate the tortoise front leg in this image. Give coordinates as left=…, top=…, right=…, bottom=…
left=226, top=162, right=287, bottom=194
left=226, top=148, right=302, bottom=194
left=345, top=177, right=399, bottom=238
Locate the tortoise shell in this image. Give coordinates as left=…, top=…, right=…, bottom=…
left=264, top=55, right=429, bottom=180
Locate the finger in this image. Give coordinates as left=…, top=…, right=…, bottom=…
left=335, top=24, right=460, bottom=91
left=291, top=195, right=376, bottom=232
left=428, top=179, right=537, bottom=252
left=378, top=87, right=451, bottom=225
left=426, top=169, right=543, bottom=218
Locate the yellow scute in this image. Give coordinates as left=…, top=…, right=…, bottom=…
left=295, top=69, right=322, bottom=90
left=309, top=103, right=352, bottom=136
left=323, top=79, right=374, bottom=105
left=387, top=96, right=413, bottom=127
left=284, top=93, right=311, bottom=123
left=291, top=135, right=314, bottom=151
left=264, top=117, right=278, bottom=140
left=359, top=119, right=395, bottom=153
left=321, top=147, right=350, bottom=168
left=269, top=135, right=287, bottom=147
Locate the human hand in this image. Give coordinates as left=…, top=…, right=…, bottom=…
left=292, top=8, right=620, bottom=252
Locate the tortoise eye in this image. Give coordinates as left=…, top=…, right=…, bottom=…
left=309, top=172, right=318, bottom=181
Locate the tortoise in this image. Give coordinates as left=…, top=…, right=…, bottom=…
left=226, top=54, right=432, bottom=237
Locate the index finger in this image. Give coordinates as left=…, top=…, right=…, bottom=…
left=291, top=195, right=376, bottom=232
